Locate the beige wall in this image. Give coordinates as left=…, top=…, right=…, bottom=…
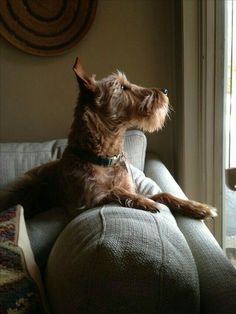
left=0, top=0, right=177, bottom=172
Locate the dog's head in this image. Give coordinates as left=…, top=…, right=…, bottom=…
left=73, top=58, right=169, bottom=133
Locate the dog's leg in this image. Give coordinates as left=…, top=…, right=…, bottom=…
left=108, top=187, right=161, bottom=213
left=0, top=174, right=46, bottom=218
left=150, top=192, right=217, bottom=219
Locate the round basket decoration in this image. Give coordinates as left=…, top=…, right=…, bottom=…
left=0, top=0, right=97, bottom=56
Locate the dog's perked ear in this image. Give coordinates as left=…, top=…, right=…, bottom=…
left=73, top=57, right=96, bottom=91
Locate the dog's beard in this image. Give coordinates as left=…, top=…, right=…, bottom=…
left=135, top=107, right=168, bottom=132
left=133, top=95, right=169, bottom=132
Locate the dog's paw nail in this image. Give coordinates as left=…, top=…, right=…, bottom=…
left=145, top=205, right=160, bottom=213
left=210, top=207, right=217, bottom=217
left=199, top=206, right=217, bottom=219
left=152, top=206, right=161, bottom=213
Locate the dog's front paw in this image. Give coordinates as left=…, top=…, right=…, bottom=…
left=203, top=204, right=217, bottom=218
left=129, top=197, right=161, bottom=213
left=186, top=201, right=217, bottom=219
left=125, top=197, right=160, bottom=213
left=149, top=192, right=217, bottom=219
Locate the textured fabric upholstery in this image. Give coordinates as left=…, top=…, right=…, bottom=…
left=26, top=207, right=70, bottom=270
left=0, top=139, right=67, bottom=188
left=46, top=165, right=200, bottom=313
left=176, top=216, right=236, bottom=314
left=145, top=152, right=187, bottom=199
left=46, top=205, right=199, bottom=314
left=145, top=152, right=236, bottom=314
left=124, top=130, right=146, bottom=171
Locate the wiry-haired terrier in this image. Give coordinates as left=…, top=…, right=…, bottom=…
left=0, top=58, right=217, bottom=219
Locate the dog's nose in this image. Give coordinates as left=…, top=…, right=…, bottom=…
left=161, top=88, right=168, bottom=95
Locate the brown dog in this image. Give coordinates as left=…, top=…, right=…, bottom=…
left=0, top=58, right=217, bottom=219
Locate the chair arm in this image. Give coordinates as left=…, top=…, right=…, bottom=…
left=144, top=152, right=187, bottom=199
left=145, top=152, right=236, bottom=313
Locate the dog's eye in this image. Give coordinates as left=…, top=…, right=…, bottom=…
left=121, top=84, right=129, bottom=91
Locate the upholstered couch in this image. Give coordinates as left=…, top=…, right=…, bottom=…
left=0, top=130, right=236, bottom=314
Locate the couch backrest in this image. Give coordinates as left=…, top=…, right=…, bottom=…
left=0, top=130, right=146, bottom=188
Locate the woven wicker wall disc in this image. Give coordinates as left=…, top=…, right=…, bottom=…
left=0, top=0, right=97, bottom=56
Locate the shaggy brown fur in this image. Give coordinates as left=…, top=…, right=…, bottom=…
left=0, top=58, right=217, bottom=219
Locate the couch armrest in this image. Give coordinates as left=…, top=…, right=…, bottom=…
left=176, top=216, right=236, bottom=313
left=144, top=152, right=187, bottom=199
left=145, top=152, right=236, bottom=313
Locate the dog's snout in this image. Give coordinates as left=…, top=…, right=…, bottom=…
left=161, top=88, right=168, bottom=95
